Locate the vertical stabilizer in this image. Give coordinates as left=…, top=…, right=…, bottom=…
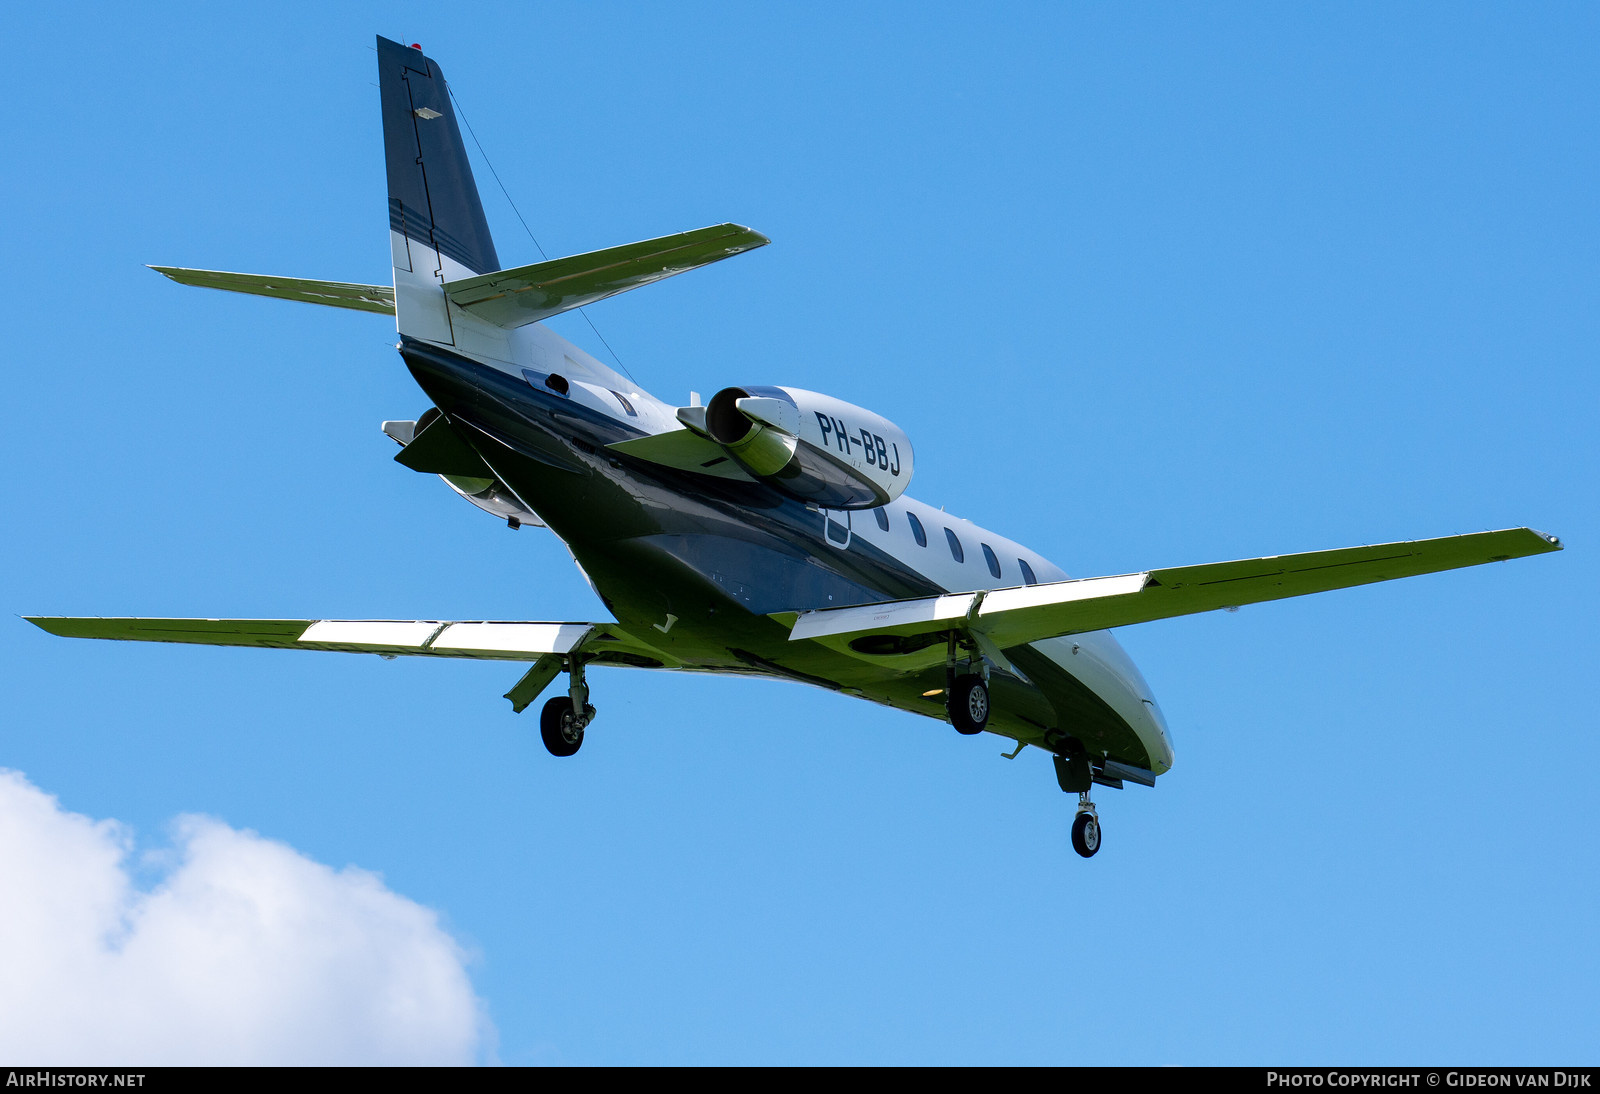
left=377, top=36, right=501, bottom=346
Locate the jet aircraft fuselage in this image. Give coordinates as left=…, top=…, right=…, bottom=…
left=398, top=329, right=1174, bottom=777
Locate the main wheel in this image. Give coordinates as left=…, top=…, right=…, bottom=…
left=1071, top=811, right=1101, bottom=858
left=948, top=675, right=989, bottom=735
left=539, top=696, right=587, bottom=757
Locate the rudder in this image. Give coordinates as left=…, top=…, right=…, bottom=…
left=377, top=36, right=500, bottom=344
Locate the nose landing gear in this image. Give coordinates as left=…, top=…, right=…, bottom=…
left=1052, top=747, right=1104, bottom=858
left=1071, top=795, right=1101, bottom=858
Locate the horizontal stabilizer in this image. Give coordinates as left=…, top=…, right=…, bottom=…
left=26, top=616, right=682, bottom=668
left=150, top=267, right=395, bottom=314
left=788, top=527, right=1563, bottom=651
left=443, top=223, right=769, bottom=328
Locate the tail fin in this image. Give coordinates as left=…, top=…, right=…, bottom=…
left=377, top=36, right=500, bottom=344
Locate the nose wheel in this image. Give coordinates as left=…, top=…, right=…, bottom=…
left=1071, top=794, right=1101, bottom=858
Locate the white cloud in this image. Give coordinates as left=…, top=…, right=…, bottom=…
left=0, top=769, right=492, bottom=1064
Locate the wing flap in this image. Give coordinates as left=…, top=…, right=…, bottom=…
left=150, top=267, right=395, bottom=314
left=788, top=527, right=1562, bottom=651
left=443, top=223, right=769, bottom=328
left=428, top=622, right=593, bottom=656
left=299, top=620, right=444, bottom=647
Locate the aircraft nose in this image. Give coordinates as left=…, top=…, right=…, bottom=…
left=1140, top=694, right=1174, bottom=775
left=1078, top=631, right=1175, bottom=776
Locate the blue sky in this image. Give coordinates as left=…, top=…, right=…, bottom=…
left=3, top=2, right=1595, bottom=1064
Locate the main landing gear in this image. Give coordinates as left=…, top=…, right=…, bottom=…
left=949, top=674, right=989, bottom=735
left=945, top=632, right=990, bottom=735
left=539, top=656, right=596, bottom=757
left=539, top=696, right=592, bottom=756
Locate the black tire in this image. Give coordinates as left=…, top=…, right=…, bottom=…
left=539, top=696, right=585, bottom=757
left=1071, top=811, right=1101, bottom=858
left=948, top=675, right=989, bottom=735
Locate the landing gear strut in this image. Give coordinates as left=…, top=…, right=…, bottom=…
left=538, top=656, right=596, bottom=757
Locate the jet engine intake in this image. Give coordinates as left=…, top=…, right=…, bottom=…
left=704, top=386, right=913, bottom=509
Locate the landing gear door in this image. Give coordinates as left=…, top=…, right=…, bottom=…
left=821, top=507, right=851, bottom=550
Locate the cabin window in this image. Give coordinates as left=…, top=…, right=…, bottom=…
left=982, top=543, right=1001, bottom=579
left=945, top=528, right=964, bottom=563
left=873, top=508, right=889, bottom=532
left=610, top=390, right=637, bottom=416
left=1019, top=559, right=1038, bottom=586
left=908, top=512, right=927, bottom=547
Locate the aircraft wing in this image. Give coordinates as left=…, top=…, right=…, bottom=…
left=442, top=223, right=770, bottom=328
left=788, top=527, right=1563, bottom=652
left=26, top=617, right=600, bottom=657
left=24, top=617, right=683, bottom=712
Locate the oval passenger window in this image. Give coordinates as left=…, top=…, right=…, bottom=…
left=945, top=528, right=964, bottom=563
left=982, top=543, right=1001, bottom=579
left=908, top=513, right=927, bottom=547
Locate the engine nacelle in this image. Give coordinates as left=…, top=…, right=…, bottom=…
left=704, top=386, right=913, bottom=509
